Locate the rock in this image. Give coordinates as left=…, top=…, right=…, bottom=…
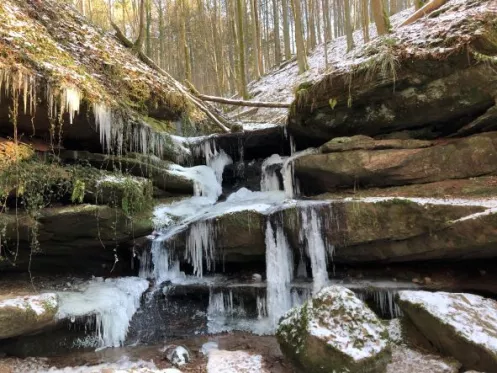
left=424, top=277, right=432, bottom=285
left=397, top=291, right=497, bottom=372
left=0, top=204, right=154, bottom=273
left=287, top=1, right=497, bottom=146
left=321, top=136, right=433, bottom=153
left=295, top=133, right=497, bottom=192
left=0, top=293, right=57, bottom=339
left=201, top=341, right=219, bottom=355
left=162, top=345, right=190, bottom=367
left=387, top=346, right=461, bottom=373
left=252, top=274, right=262, bottom=283
left=276, top=286, right=391, bottom=373
left=206, top=350, right=268, bottom=373
left=60, top=151, right=194, bottom=195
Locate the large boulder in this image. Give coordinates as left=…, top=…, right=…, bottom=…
left=287, top=0, right=497, bottom=147
left=0, top=293, right=57, bottom=339
left=295, top=132, right=497, bottom=193
left=276, top=286, right=391, bottom=373
left=397, top=291, right=497, bottom=372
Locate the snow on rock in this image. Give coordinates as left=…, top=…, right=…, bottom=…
left=387, top=346, right=461, bottom=373
left=397, top=291, right=497, bottom=372
left=0, top=293, right=58, bottom=339
left=276, top=286, right=391, bottom=373
left=206, top=350, right=268, bottom=373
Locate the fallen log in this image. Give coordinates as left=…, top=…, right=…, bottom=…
left=401, top=0, right=448, bottom=27
left=196, top=93, right=291, bottom=108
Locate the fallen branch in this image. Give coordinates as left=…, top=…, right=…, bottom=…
left=401, top=0, right=448, bottom=27
left=111, top=22, right=231, bottom=133
left=196, top=93, right=291, bottom=108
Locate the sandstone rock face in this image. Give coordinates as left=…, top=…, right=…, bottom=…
left=276, top=286, right=391, bottom=373
left=0, top=293, right=57, bottom=339
left=295, top=132, right=497, bottom=192
left=287, top=1, right=497, bottom=147
left=397, top=291, right=497, bottom=372
left=0, top=204, right=153, bottom=272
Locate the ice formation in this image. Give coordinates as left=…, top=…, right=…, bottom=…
left=282, top=147, right=317, bottom=198
left=56, top=277, right=149, bottom=348
left=260, top=154, right=283, bottom=192
left=265, top=218, right=294, bottom=329
left=299, top=206, right=330, bottom=294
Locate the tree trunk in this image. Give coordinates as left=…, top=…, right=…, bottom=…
left=371, top=0, right=391, bottom=35
left=402, top=0, right=448, bottom=26
left=282, top=0, right=292, bottom=60
left=361, top=0, right=370, bottom=43
left=251, top=0, right=262, bottom=79
left=272, top=0, right=282, bottom=66
left=291, top=0, right=309, bottom=74
left=344, top=0, right=355, bottom=52
left=235, top=0, right=249, bottom=99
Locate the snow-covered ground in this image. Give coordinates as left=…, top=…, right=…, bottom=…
left=231, top=8, right=413, bottom=123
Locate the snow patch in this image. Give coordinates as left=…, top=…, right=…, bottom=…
left=0, top=293, right=57, bottom=316
left=207, top=350, right=267, bottom=373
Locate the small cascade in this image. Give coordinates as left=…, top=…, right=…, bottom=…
left=265, top=217, right=294, bottom=329
left=299, top=205, right=331, bottom=294
left=282, top=148, right=318, bottom=198
left=56, top=277, right=149, bottom=348
left=260, top=154, right=283, bottom=191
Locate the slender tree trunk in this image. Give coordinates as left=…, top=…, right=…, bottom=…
left=291, top=0, right=308, bottom=74
left=272, top=0, right=282, bottom=66
left=282, top=0, right=291, bottom=60
left=371, top=0, right=391, bottom=35
left=251, top=0, right=263, bottom=79
left=179, top=0, right=192, bottom=82
left=235, top=0, right=249, bottom=98
left=344, top=0, right=355, bottom=52
left=361, top=0, right=370, bottom=43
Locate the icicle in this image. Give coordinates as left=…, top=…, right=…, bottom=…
left=62, top=86, right=81, bottom=124
left=260, top=154, right=283, bottom=192
left=281, top=148, right=318, bottom=198
left=299, top=206, right=330, bottom=294
left=256, top=295, right=268, bottom=319
left=265, top=218, right=293, bottom=330
left=373, top=290, right=403, bottom=319
left=93, top=103, right=112, bottom=152
left=185, top=220, right=216, bottom=277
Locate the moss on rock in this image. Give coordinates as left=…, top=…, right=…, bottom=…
left=277, top=286, right=391, bottom=373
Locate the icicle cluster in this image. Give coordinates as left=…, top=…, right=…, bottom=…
left=0, top=69, right=37, bottom=115
left=265, top=217, right=294, bottom=329
left=186, top=220, right=217, bottom=277
left=299, top=206, right=332, bottom=294
left=56, top=277, right=149, bottom=348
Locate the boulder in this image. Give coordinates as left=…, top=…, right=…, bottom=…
left=276, top=286, right=391, bottom=373
left=295, top=132, right=497, bottom=193
left=397, top=291, right=497, bottom=372
left=0, top=293, right=57, bottom=339
left=287, top=1, right=497, bottom=147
